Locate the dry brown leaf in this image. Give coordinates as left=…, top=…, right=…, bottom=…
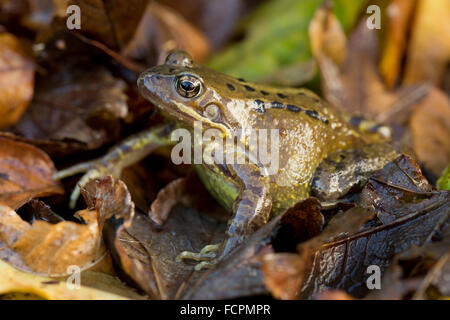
left=121, top=2, right=211, bottom=65
left=19, top=199, right=64, bottom=224
left=0, top=204, right=109, bottom=276
left=379, top=0, right=416, bottom=88
left=403, top=0, right=450, bottom=85
left=308, top=2, right=347, bottom=67
left=82, top=177, right=225, bottom=299
left=82, top=176, right=135, bottom=230
left=0, top=131, right=87, bottom=158
left=309, top=7, right=395, bottom=118
left=148, top=177, right=187, bottom=226
left=299, top=155, right=449, bottom=298
left=58, top=0, right=148, bottom=49
left=0, top=138, right=63, bottom=209
left=410, top=88, right=450, bottom=176
left=274, top=197, right=324, bottom=250
left=263, top=154, right=449, bottom=299
left=261, top=253, right=306, bottom=300
left=367, top=240, right=450, bottom=300
left=0, top=32, right=34, bottom=129
left=73, top=270, right=146, bottom=299
left=14, top=59, right=128, bottom=150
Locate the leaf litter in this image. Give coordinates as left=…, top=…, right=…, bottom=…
left=0, top=0, right=448, bottom=300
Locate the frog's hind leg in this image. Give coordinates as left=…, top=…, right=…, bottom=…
left=53, top=124, right=175, bottom=208
left=311, top=143, right=399, bottom=201
left=345, top=115, right=393, bottom=143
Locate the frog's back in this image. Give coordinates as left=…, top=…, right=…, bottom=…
left=140, top=59, right=363, bottom=215
left=192, top=72, right=363, bottom=214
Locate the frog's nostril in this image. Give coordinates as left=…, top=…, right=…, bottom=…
left=137, top=75, right=147, bottom=89
left=137, top=74, right=155, bottom=94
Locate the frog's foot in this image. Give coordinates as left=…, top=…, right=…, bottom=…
left=53, top=159, right=121, bottom=209
left=176, top=244, right=222, bottom=270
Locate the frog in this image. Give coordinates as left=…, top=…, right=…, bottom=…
left=54, top=51, right=399, bottom=270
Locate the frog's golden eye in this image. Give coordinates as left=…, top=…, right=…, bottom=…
left=176, top=75, right=202, bottom=98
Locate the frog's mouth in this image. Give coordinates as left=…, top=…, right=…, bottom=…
left=160, top=103, right=232, bottom=138
left=157, top=103, right=199, bottom=127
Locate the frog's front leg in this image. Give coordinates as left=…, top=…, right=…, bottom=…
left=54, top=124, right=175, bottom=208
left=177, top=162, right=272, bottom=270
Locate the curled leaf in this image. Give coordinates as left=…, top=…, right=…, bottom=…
left=148, top=177, right=187, bottom=227
left=0, top=138, right=63, bottom=209
left=0, top=205, right=109, bottom=276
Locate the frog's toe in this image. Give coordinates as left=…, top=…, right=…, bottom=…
left=194, top=259, right=220, bottom=271
left=176, top=243, right=221, bottom=263
left=199, top=244, right=221, bottom=255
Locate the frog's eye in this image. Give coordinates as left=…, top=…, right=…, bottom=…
left=166, top=51, right=193, bottom=67
left=204, top=104, right=220, bottom=121
left=176, top=75, right=202, bottom=98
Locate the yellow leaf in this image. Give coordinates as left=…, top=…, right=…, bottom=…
left=404, top=0, right=450, bottom=85
left=0, top=260, right=135, bottom=300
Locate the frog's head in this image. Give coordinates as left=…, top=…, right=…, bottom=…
left=138, top=51, right=248, bottom=137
